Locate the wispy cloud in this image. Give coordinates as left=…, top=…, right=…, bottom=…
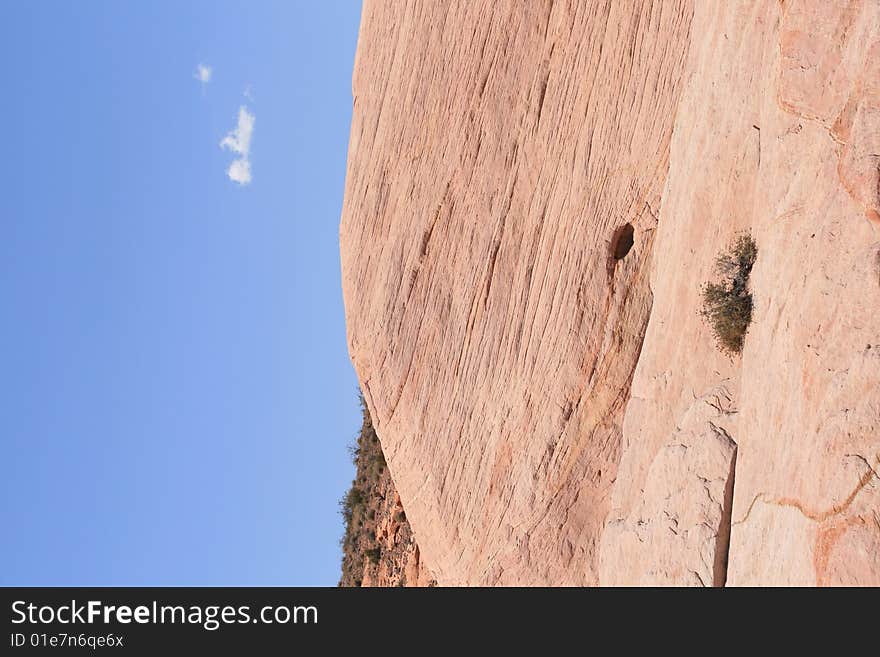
left=194, top=63, right=212, bottom=85
left=220, top=106, right=255, bottom=185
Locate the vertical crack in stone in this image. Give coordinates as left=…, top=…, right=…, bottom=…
left=713, top=444, right=737, bottom=587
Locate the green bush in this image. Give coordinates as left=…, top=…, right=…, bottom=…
left=364, top=547, right=381, bottom=564
left=347, top=486, right=364, bottom=507
left=339, top=485, right=364, bottom=525
left=700, top=234, right=757, bottom=355
left=346, top=436, right=360, bottom=463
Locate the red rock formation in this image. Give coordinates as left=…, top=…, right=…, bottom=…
left=340, top=0, right=880, bottom=586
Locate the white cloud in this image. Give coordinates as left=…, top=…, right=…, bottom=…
left=220, top=107, right=254, bottom=156
left=220, top=106, right=255, bottom=185
left=226, top=159, right=252, bottom=185
left=194, top=63, right=212, bottom=85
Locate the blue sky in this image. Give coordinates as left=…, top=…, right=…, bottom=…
left=0, top=1, right=363, bottom=585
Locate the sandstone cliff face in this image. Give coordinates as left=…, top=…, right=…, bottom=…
left=340, top=0, right=880, bottom=586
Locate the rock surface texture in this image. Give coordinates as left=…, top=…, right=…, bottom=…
left=340, top=0, right=880, bottom=586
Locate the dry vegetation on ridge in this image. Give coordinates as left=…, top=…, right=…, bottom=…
left=338, top=395, right=436, bottom=587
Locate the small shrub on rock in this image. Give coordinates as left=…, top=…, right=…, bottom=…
left=700, top=233, right=757, bottom=355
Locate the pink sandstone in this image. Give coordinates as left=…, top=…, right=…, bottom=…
left=340, top=0, right=880, bottom=586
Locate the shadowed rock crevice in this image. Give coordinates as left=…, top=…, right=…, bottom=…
left=713, top=445, right=737, bottom=587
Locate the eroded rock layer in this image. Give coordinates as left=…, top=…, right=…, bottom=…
left=341, top=0, right=880, bottom=585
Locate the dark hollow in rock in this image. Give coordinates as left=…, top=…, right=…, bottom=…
left=611, top=223, right=635, bottom=261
